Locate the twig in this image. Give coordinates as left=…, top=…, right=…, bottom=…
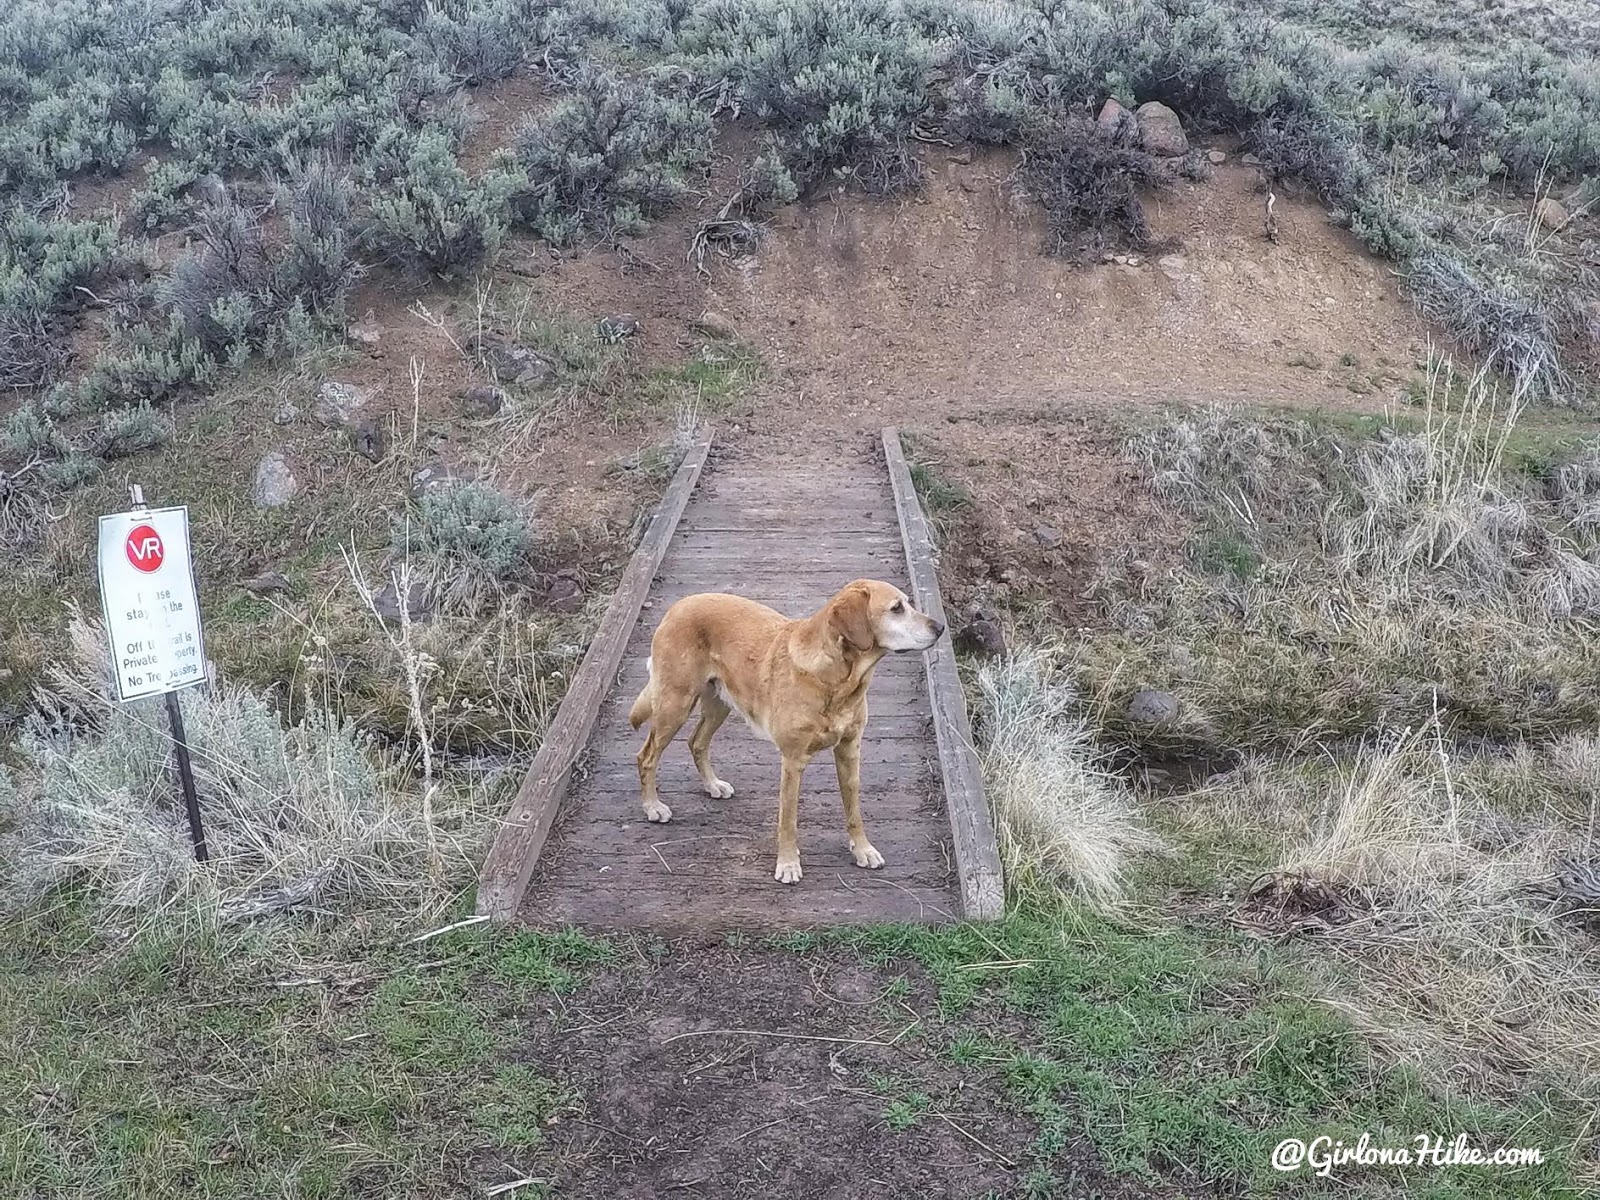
left=934, top=1112, right=1017, bottom=1167
left=728, top=1117, right=785, bottom=1145
left=408, top=914, right=489, bottom=944
left=662, top=1028, right=894, bottom=1049
left=650, top=842, right=674, bottom=873
left=486, top=1178, right=549, bottom=1197
left=570, top=1117, right=644, bottom=1144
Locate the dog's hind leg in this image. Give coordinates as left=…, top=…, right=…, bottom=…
left=627, top=657, right=654, bottom=729
left=636, top=685, right=696, bottom=823
left=688, top=682, right=735, bottom=798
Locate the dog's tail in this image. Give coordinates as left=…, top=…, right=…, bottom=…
left=628, top=657, right=654, bottom=729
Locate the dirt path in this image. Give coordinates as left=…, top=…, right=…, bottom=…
left=498, top=942, right=1149, bottom=1200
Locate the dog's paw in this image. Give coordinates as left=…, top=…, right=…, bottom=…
left=702, top=778, right=735, bottom=799
left=852, top=842, right=885, bottom=870
left=643, top=800, right=673, bottom=823
left=774, top=857, right=803, bottom=885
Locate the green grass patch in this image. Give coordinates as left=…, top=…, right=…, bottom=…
left=815, top=909, right=1584, bottom=1196
left=0, top=914, right=608, bottom=1199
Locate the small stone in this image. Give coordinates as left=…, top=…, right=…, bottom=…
left=314, top=380, right=366, bottom=427
left=1206, top=149, right=1227, bottom=165
left=408, top=461, right=468, bottom=498
left=372, top=579, right=433, bottom=623
left=1136, top=101, right=1189, bottom=157
left=1535, top=197, right=1570, bottom=232
left=1033, top=523, right=1062, bottom=550
left=350, top=419, right=387, bottom=462
left=596, top=314, right=641, bottom=343
left=1096, top=97, right=1134, bottom=142
left=474, top=335, right=553, bottom=387
left=954, top=609, right=1006, bottom=658
left=1126, top=688, right=1180, bottom=727
left=241, top=570, right=291, bottom=596
left=546, top=574, right=584, bottom=614
left=191, top=173, right=228, bottom=206
left=460, top=384, right=508, bottom=418
left=347, top=319, right=381, bottom=348
left=1240, top=152, right=1263, bottom=167
left=692, top=310, right=739, bottom=341
left=273, top=400, right=299, bottom=425
left=250, top=452, right=298, bottom=508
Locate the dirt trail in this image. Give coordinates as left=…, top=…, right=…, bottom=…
left=493, top=139, right=1438, bottom=621
left=540, top=143, right=1431, bottom=447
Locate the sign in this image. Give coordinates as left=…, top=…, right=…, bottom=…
left=97, top=505, right=207, bottom=702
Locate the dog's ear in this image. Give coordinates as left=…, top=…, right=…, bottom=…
left=829, top=583, right=876, bottom=652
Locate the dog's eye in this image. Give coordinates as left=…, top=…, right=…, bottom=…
left=890, top=601, right=904, bottom=614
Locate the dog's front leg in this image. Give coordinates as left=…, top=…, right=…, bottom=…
left=834, top=732, right=884, bottom=870
left=774, top=751, right=810, bottom=884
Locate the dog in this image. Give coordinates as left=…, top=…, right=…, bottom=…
left=628, top=579, right=945, bottom=884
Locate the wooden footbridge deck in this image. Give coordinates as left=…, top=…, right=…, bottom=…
left=477, top=432, right=1002, bottom=930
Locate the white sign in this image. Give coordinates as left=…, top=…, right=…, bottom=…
left=97, top=505, right=207, bottom=701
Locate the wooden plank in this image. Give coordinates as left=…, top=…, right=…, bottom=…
left=881, top=428, right=1005, bottom=921
left=476, top=433, right=716, bottom=920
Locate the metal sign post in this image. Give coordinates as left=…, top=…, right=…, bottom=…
left=97, top=484, right=210, bottom=863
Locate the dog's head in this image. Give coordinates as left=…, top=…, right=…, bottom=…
left=828, top=580, right=945, bottom=654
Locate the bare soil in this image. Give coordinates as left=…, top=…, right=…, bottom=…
left=493, top=942, right=1162, bottom=1200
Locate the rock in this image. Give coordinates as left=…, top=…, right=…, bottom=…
left=408, top=461, right=469, bottom=498
left=546, top=571, right=584, bottom=614
left=273, top=400, right=299, bottom=425
left=1535, top=197, right=1570, bottom=232
left=1158, top=253, right=1187, bottom=278
left=1126, top=688, right=1180, bottom=727
left=250, top=452, right=298, bottom=508
left=1136, top=102, right=1189, bottom=157
left=460, top=384, right=508, bottom=418
left=475, top=335, right=552, bottom=387
left=1033, top=523, right=1062, bottom=550
left=314, top=380, right=366, bottom=427
left=347, top=317, right=382, bottom=348
left=372, top=578, right=433, bottom=623
left=596, top=314, right=641, bottom=343
left=191, top=173, right=228, bottom=207
left=1240, top=152, right=1262, bottom=167
left=241, top=570, right=291, bottom=596
left=350, top=419, right=387, bottom=462
left=954, top=608, right=1006, bottom=657
left=1096, top=97, right=1135, bottom=142
left=1206, top=149, right=1227, bottom=165
left=692, top=310, right=739, bottom=341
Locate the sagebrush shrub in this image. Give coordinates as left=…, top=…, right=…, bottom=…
left=686, top=0, right=932, bottom=194
left=366, top=128, right=508, bottom=277
left=94, top=403, right=171, bottom=459
left=419, top=2, right=527, bottom=85
left=511, top=65, right=712, bottom=244
left=402, top=481, right=529, bottom=579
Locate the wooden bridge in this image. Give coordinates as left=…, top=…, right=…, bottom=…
left=477, top=431, right=1003, bottom=931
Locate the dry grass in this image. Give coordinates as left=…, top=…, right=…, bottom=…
left=0, top=608, right=491, bottom=930
left=1198, top=727, right=1600, bottom=1124
left=973, top=644, right=1161, bottom=907
left=1091, top=362, right=1600, bottom=750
